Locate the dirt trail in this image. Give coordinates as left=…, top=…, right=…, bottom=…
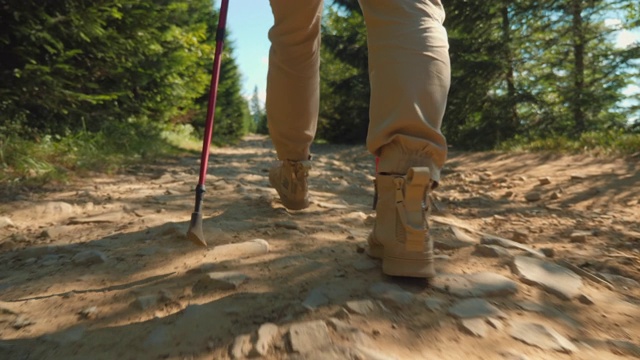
left=0, top=135, right=639, bottom=360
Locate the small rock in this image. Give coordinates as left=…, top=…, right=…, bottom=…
left=550, top=192, right=561, bottom=200
left=452, top=226, right=477, bottom=244
left=0, top=216, right=15, bottom=229
left=38, top=226, right=66, bottom=239
left=499, top=349, right=530, bottom=360
left=353, top=258, right=378, bottom=271
left=0, top=302, right=18, bottom=323
left=158, top=289, right=175, bottom=302
left=424, top=297, right=445, bottom=312
left=540, top=248, right=555, bottom=258
left=327, top=318, right=359, bottom=335
left=356, top=244, right=366, bottom=253
left=509, top=321, right=577, bottom=353
left=516, top=301, right=546, bottom=313
left=511, top=229, right=529, bottom=244
left=432, top=272, right=518, bottom=298
left=524, top=192, right=542, bottom=202
left=459, top=318, right=488, bottom=337
left=72, top=250, right=107, bottom=266
left=40, top=201, right=75, bottom=218
left=193, top=271, right=249, bottom=293
left=68, top=212, right=123, bottom=224
left=12, top=315, right=34, bottom=329
left=343, top=212, right=367, bottom=225
left=253, top=323, right=279, bottom=357
left=368, top=283, right=414, bottom=305
left=486, top=317, right=504, bottom=330
left=570, top=174, right=586, bottom=180
left=435, top=226, right=477, bottom=250
left=481, top=234, right=545, bottom=258
left=578, top=294, right=594, bottom=305
left=289, top=320, right=332, bottom=354
left=346, top=300, right=376, bottom=315
left=231, top=334, right=252, bottom=359
left=504, top=191, right=515, bottom=198
left=510, top=256, right=583, bottom=300
left=275, top=221, right=300, bottom=230
left=538, top=177, right=551, bottom=185
left=473, top=244, right=513, bottom=259
left=131, top=295, right=158, bottom=310
left=315, top=201, right=348, bottom=210
left=599, top=273, right=639, bottom=288
left=302, top=288, right=329, bottom=311
left=448, top=298, right=506, bottom=319
left=208, top=239, right=269, bottom=262
left=333, top=308, right=351, bottom=320
left=78, top=306, right=98, bottom=319
left=569, top=230, right=591, bottom=243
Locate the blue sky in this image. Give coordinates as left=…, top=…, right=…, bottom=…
left=226, top=0, right=273, bottom=104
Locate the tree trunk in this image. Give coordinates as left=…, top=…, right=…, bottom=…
left=501, top=4, right=518, bottom=136
left=571, top=0, right=586, bottom=134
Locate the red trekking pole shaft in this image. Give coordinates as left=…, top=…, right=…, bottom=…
left=187, top=0, right=230, bottom=247
left=198, top=0, right=230, bottom=186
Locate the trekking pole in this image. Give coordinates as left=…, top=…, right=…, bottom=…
left=187, top=0, right=230, bottom=247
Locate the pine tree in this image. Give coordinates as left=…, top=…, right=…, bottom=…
left=250, top=86, right=268, bottom=134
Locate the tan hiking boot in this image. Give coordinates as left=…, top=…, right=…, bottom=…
left=269, top=159, right=312, bottom=210
left=367, top=167, right=435, bottom=278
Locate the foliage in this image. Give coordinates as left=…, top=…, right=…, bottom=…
left=0, top=0, right=252, bottom=184
left=500, top=129, right=640, bottom=155
left=0, top=0, right=249, bottom=142
left=319, top=0, right=640, bottom=151
left=0, top=121, right=177, bottom=186
left=318, top=2, right=370, bottom=144
left=250, top=86, right=268, bottom=135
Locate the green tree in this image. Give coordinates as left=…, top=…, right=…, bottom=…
left=0, top=0, right=250, bottom=144
left=250, top=86, right=268, bottom=134
left=319, top=1, right=370, bottom=144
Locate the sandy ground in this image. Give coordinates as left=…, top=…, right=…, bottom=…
left=0, top=135, right=638, bottom=360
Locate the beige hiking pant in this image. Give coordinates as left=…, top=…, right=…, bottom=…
left=267, top=0, right=450, bottom=181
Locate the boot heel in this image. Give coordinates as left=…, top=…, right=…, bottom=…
left=382, top=255, right=435, bottom=279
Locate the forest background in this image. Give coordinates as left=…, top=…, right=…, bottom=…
left=1, top=0, right=639, bottom=186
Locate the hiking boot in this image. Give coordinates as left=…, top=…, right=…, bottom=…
left=367, top=167, right=435, bottom=278
left=269, top=159, right=312, bottom=210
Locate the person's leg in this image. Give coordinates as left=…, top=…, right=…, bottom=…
left=361, top=0, right=450, bottom=178
left=266, top=0, right=323, bottom=210
left=267, top=0, right=323, bottom=161
left=359, top=0, right=451, bottom=278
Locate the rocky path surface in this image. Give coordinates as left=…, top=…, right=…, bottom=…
left=0, top=135, right=639, bottom=359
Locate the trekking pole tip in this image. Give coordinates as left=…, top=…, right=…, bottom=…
left=186, top=212, right=208, bottom=247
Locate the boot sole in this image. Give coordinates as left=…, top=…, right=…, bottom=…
left=382, top=255, right=435, bottom=279
left=279, top=198, right=309, bottom=210
left=368, top=241, right=434, bottom=279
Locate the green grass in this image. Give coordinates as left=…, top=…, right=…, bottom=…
left=499, top=129, right=640, bottom=156
left=0, top=122, right=202, bottom=188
